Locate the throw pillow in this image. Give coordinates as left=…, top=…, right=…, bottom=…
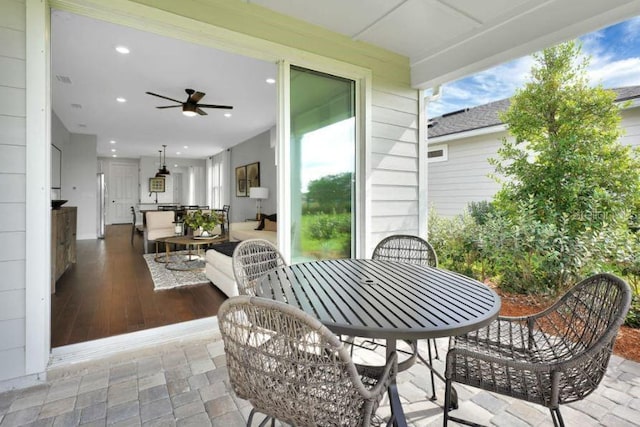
left=263, top=218, right=277, bottom=232
left=255, top=213, right=277, bottom=230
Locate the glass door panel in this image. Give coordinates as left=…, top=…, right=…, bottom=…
left=289, top=66, right=355, bottom=262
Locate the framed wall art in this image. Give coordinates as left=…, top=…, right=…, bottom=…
left=235, top=165, right=247, bottom=197
left=246, top=162, right=261, bottom=188
left=149, top=177, right=166, bottom=193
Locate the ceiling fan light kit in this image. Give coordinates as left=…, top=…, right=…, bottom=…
left=146, top=88, right=233, bottom=117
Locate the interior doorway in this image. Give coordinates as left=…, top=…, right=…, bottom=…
left=49, top=8, right=277, bottom=347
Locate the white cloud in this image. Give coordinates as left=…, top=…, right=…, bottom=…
left=588, top=57, right=640, bottom=88
left=427, top=56, right=534, bottom=117
left=622, top=16, right=640, bottom=43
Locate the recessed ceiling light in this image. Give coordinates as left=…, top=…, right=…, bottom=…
left=174, top=164, right=178, bottom=168
left=115, top=46, right=130, bottom=54
left=266, top=78, right=276, bottom=84
left=112, top=154, right=117, bottom=157
left=111, top=148, right=116, bottom=152
left=224, top=113, right=232, bottom=118
left=116, top=97, right=126, bottom=103
left=110, top=140, right=116, bottom=144
left=176, top=152, right=181, bottom=155
left=183, top=145, right=188, bottom=149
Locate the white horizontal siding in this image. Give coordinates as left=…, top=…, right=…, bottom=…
left=620, top=109, right=640, bottom=148
left=0, top=0, right=26, bottom=383
left=0, top=116, right=26, bottom=145
left=370, top=82, right=420, bottom=240
left=428, top=133, right=503, bottom=217
left=372, top=138, right=418, bottom=158
left=0, top=260, right=25, bottom=292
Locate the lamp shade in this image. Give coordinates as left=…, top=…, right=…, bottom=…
left=249, top=187, right=269, bottom=199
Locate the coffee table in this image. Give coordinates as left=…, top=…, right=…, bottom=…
left=157, top=234, right=227, bottom=271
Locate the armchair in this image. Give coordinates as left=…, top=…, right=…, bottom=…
left=217, top=295, right=398, bottom=426
left=444, top=273, right=631, bottom=427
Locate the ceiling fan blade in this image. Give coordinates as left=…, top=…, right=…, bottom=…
left=196, top=108, right=208, bottom=116
left=156, top=105, right=182, bottom=109
left=198, top=104, right=233, bottom=110
left=190, top=91, right=206, bottom=103
left=145, top=91, right=183, bottom=104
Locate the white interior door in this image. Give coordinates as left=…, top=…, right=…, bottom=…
left=108, top=162, right=139, bottom=224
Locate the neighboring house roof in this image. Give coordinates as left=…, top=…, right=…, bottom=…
left=428, top=85, right=640, bottom=139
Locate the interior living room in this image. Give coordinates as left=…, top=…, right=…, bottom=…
left=49, top=10, right=280, bottom=347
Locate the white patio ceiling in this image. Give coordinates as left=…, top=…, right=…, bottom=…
left=249, top=0, right=640, bottom=88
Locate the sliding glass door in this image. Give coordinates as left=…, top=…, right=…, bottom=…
left=289, top=66, right=356, bottom=262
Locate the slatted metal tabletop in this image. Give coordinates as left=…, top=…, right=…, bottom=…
left=257, top=258, right=501, bottom=340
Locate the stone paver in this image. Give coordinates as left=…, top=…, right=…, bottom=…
left=0, top=332, right=638, bottom=426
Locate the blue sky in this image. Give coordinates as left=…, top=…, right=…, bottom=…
left=427, top=16, right=640, bottom=118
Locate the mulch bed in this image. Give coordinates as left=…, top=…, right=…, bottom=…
left=493, top=287, right=640, bottom=363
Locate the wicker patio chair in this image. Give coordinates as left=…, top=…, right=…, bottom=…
left=218, top=295, right=399, bottom=426
left=232, top=239, right=287, bottom=296
left=444, top=273, right=632, bottom=427
left=371, top=234, right=440, bottom=399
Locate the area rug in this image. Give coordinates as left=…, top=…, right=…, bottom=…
left=143, top=251, right=210, bottom=291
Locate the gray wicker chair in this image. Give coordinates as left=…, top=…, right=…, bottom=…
left=444, top=273, right=632, bottom=427
left=232, top=239, right=287, bottom=296
left=218, top=295, right=399, bottom=426
left=371, top=235, right=440, bottom=399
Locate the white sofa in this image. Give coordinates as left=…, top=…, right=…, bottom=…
left=228, top=220, right=277, bottom=244
left=205, top=221, right=277, bottom=297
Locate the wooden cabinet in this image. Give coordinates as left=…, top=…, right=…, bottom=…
left=51, top=206, right=77, bottom=293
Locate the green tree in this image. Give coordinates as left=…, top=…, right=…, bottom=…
left=306, top=172, right=352, bottom=213
left=491, top=40, right=640, bottom=235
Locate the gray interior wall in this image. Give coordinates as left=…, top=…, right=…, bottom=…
left=63, top=133, right=98, bottom=239
left=229, top=130, right=277, bottom=223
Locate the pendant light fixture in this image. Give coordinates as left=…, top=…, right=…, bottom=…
left=155, top=145, right=170, bottom=176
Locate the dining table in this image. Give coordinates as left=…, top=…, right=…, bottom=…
left=256, top=258, right=501, bottom=426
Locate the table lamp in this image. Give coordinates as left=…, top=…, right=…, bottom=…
left=249, top=187, right=269, bottom=220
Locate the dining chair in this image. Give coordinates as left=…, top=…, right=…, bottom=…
left=371, top=234, right=440, bottom=399
left=444, top=273, right=631, bottom=427
left=232, top=239, right=286, bottom=296
left=143, top=210, right=175, bottom=254
left=218, top=295, right=399, bottom=427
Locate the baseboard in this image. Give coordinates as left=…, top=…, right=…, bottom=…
left=49, top=316, right=219, bottom=368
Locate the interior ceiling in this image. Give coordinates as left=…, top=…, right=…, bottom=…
left=51, top=10, right=277, bottom=160
left=52, top=1, right=640, bottom=160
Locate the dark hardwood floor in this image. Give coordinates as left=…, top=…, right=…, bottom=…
left=51, top=224, right=227, bottom=347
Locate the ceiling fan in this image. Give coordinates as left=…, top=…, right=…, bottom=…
left=145, top=88, right=233, bottom=117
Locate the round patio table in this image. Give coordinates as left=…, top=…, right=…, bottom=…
left=257, top=258, right=501, bottom=424
left=257, top=258, right=501, bottom=341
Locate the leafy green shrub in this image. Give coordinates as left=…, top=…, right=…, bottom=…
left=428, top=208, right=487, bottom=279
left=467, top=200, right=495, bottom=225
left=306, top=213, right=351, bottom=240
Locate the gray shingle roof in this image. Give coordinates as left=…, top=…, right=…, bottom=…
left=428, top=85, right=640, bottom=139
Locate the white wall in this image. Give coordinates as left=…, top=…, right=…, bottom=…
left=0, top=0, right=27, bottom=383
left=370, top=82, right=420, bottom=246
left=138, top=156, right=206, bottom=205
left=230, top=130, right=276, bottom=223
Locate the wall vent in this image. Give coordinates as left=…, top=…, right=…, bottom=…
left=71, top=103, right=82, bottom=109
left=55, top=75, right=72, bottom=84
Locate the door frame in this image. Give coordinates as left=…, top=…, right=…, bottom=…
left=28, top=0, right=372, bottom=373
